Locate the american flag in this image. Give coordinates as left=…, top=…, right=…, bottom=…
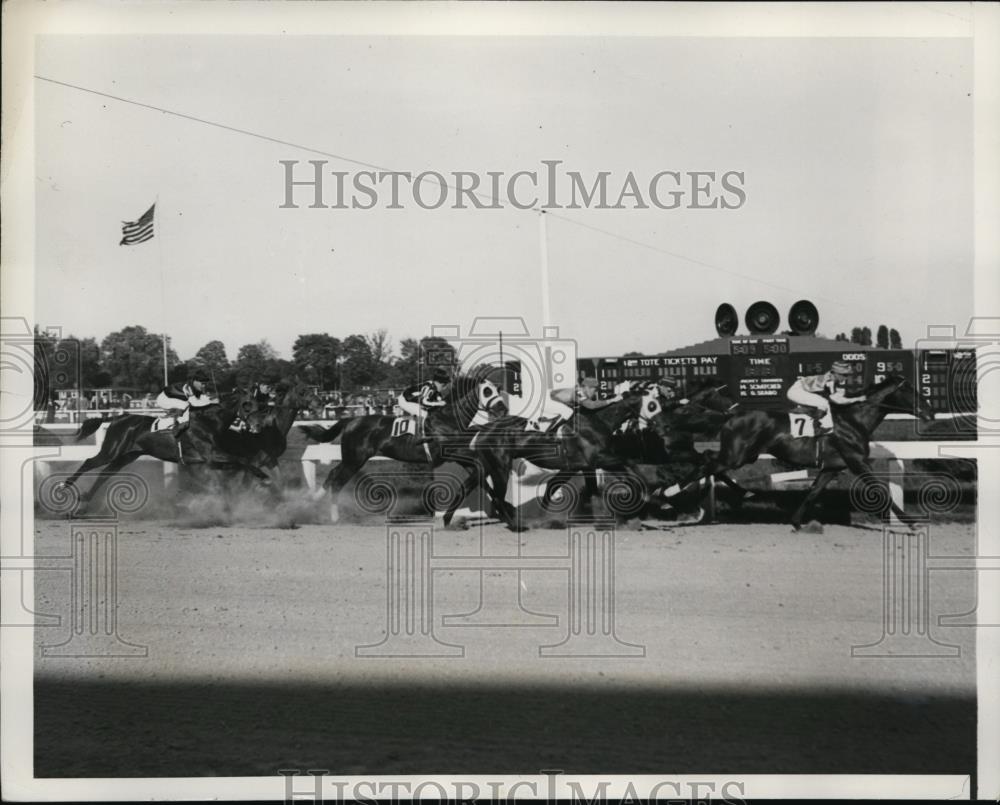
left=119, top=203, right=155, bottom=246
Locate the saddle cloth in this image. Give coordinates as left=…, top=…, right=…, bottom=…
left=391, top=416, right=420, bottom=439
left=788, top=409, right=816, bottom=439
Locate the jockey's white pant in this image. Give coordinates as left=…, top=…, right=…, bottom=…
left=533, top=399, right=574, bottom=431
left=156, top=392, right=187, bottom=413
left=786, top=384, right=828, bottom=411
left=786, top=384, right=832, bottom=428
left=397, top=396, right=422, bottom=418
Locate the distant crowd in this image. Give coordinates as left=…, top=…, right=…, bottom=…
left=40, top=387, right=402, bottom=423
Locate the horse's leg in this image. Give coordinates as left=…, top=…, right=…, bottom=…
left=205, top=449, right=272, bottom=482
left=673, top=448, right=722, bottom=496
left=322, top=460, right=363, bottom=523
left=483, top=452, right=522, bottom=531
left=601, top=463, right=649, bottom=522
left=76, top=452, right=144, bottom=513
left=839, top=453, right=918, bottom=528
left=790, top=468, right=839, bottom=531
left=61, top=449, right=115, bottom=488
left=716, top=471, right=751, bottom=499
left=582, top=469, right=599, bottom=513
left=62, top=427, right=137, bottom=487
left=541, top=468, right=578, bottom=511
left=442, top=461, right=481, bottom=527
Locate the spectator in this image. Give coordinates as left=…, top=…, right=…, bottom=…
left=121, top=391, right=133, bottom=410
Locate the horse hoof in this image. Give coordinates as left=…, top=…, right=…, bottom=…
left=329, top=503, right=340, bottom=524
left=798, top=520, right=824, bottom=534
left=675, top=507, right=705, bottom=525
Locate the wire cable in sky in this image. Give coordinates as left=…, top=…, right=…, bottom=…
left=543, top=210, right=853, bottom=310
left=36, top=73, right=873, bottom=316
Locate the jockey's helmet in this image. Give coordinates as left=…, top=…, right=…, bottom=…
left=831, top=360, right=854, bottom=377
left=431, top=368, right=450, bottom=385
left=580, top=376, right=598, bottom=389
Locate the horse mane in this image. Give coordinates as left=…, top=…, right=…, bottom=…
left=684, top=376, right=723, bottom=395
left=863, top=373, right=907, bottom=394
left=446, top=373, right=486, bottom=402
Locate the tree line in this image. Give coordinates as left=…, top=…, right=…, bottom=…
left=832, top=325, right=903, bottom=349
left=33, top=325, right=459, bottom=396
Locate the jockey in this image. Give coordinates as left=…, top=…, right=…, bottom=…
left=398, top=368, right=450, bottom=419
left=625, top=376, right=680, bottom=432
left=250, top=378, right=277, bottom=407
left=657, top=376, right=680, bottom=403
left=154, top=374, right=214, bottom=436
left=786, top=360, right=864, bottom=434
left=543, top=376, right=617, bottom=432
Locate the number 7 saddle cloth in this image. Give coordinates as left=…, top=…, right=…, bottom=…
left=788, top=407, right=817, bottom=439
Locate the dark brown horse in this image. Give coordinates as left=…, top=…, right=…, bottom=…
left=58, top=388, right=266, bottom=512
left=460, top=384, right=661, bottom=528
left=682, top=375, right=934, bottom=529
left=298, top=374, right=509, bottom=524
left=217, top=381, right=324, bottom=489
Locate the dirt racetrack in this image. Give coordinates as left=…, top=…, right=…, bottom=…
left=34, top=517, right=977, bottom=777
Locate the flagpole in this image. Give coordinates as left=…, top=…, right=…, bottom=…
left=498, top=331, right=506, bottom=394
left=156, top=195, right=167, bottom=386
left=538, top=209, right=551, bottom=330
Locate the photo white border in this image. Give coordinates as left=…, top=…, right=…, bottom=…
left=2, top=1, right=997, bottom=800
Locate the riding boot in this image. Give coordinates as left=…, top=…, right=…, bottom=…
left=813, top=411, right=834, bottom=436
left=173, top=421, right=189, bottom=464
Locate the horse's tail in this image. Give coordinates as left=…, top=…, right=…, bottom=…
left=298, top=420, right=346, bottom=443
left=74, top=418, right=105, bottom=442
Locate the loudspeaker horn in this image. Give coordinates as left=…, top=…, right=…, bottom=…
left=744, top=301, right=780, bottom=335
left=714, top=303, right=739, bottom=337
left=788, top=299, right=819, bottom=335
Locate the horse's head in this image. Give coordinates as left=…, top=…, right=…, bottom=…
left=441, top=372, right=507, bottom=428
left=876, top=374, right=935, bottom=424
left=280, top=381, right=325, bottom=420
left=685, top=382, right=737, bottom=414
left=476, top=378, right=507, bottom=416
left=224, top=386, right=266, bottom=433
left=635, top=383, right=665, bottom=422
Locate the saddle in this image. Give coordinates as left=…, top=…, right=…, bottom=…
left=150, top=408, right=189, bottom=433
left=524, top=414, right=570, bottom=436
left=788, top=406, right=836, bottom=469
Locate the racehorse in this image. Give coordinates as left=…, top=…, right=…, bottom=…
left=605, top=381, right=738, bottom=515
left=217, top=381, right=324, bottom=489
left=459, top=383, right=661, bottom=527
left=527, top=380, right=738, bottom=522
left=681, top=374, right=934, bottom=529
left=611, top=379, right=735, bottom=465
left=58, top=388, right=267, bottom=512
left=297, top=373, right=509, bottom=525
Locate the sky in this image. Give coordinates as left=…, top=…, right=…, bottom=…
left=35, top=34, right=974, bottom=362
